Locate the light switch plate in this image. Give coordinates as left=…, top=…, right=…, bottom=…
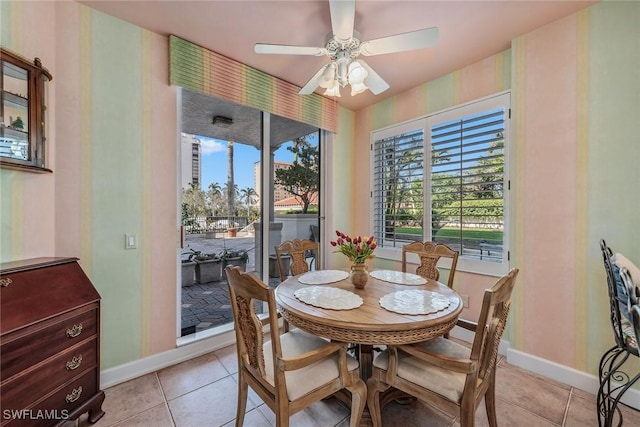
left=125, top=234, right=137, bottom=249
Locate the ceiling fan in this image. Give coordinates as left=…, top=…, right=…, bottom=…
left=254, top=0, right=438, bottom=97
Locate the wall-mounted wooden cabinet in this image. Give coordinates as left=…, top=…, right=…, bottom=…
left=1, top=47, right=52, bottom=173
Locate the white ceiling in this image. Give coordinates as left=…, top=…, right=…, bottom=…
left=79, top=0, right=597, bottom=112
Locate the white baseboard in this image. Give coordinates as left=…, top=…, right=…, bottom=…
left=450, top=326, right=640, bottom=411
left=100, top=329, right=236, bottom=389
left=507, top=348, right=640, bottom=411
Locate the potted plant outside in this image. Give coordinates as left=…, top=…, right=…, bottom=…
left=181, top=259, right=196, bottom=287
left=220, top=248, right=249, bottom=272
left=187, top=249, right=223, bottom=283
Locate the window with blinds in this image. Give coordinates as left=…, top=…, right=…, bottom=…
left=371, top=92, right=510, bottom=272
left=430, top=107, right=505, bottom=262
left=373, top=128, right=425, bottom=248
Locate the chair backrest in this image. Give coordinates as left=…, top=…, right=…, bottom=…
left=226, top=266, right=282, bottom=392
left=469, top=268, right=519, bottom=385
left=600, top=239, right=629, bottom=350
left=402, top=241, right=459, bottom=288
left=275, top=239, right=318, bottom=281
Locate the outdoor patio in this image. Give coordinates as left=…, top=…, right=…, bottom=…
left=180, top=234, right=280, bottom=335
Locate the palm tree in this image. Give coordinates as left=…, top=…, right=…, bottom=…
left=240, top=187, right=258, bottom=218
left=207, top=182, right=222, bottom=215
left=226, top=141, right=235, bottom=220
left=222, top=183, right=239, bottom=215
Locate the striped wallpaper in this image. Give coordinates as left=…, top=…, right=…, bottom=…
left=169, top=35, right=338, bottom=132
left=352, top=1, right=640, bottom=383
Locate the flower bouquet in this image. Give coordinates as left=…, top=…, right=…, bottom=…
left=330, top=230, right=377, bottom=263
left=330, top=230, right=377, bottom=288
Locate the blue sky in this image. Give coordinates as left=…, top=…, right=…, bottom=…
left=199, top=137, right=296, bottom=191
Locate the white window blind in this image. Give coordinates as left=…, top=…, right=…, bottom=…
left=430, top=108, right=505, bottom=262
left=373, top=127, right=424, bottom=248
left=371, top=93, right=510, bottom=274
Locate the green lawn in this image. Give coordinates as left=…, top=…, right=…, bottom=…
left=397, top=227, right=503, bottom=242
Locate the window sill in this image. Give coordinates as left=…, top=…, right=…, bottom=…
left=375, top=247, right=508, bottom=278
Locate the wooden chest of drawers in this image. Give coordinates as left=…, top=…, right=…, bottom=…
left=1, top=258, right=105, bottom=426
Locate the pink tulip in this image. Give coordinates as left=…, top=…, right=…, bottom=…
left=370, top=242, right=377, bottom=250
left=330, top=241, right=337, bottom=246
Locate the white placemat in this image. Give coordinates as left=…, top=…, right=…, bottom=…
left=294, top=286, right=363, bottom=310
left=370, top=270, right=427, bottom=285
left=379, top=289, right=451, bottom=315
left=298, top=270, right=349, bottom=285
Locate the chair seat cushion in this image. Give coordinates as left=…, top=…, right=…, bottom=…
left=613, top=253, right=640, bottom=321
left=373, top=337, right=473, bottom=403
left=621, top=317, right=639, bottom=353
left=264, top=329, right=359, bottom=401
left=614, top=253, right=640, bottom=286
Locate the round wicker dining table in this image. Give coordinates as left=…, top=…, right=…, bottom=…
left=274, top=269, right=463, bottom=381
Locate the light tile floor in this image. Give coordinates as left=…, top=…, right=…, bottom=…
left=75, top=344, right=640, bottom=427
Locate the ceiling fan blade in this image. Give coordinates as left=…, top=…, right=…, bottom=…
left=255, top=44, right=326, bottom=56
left=329, top=0, right=355, bottom=41
left=298, top=65, right=328, bottom=95
left=360, top=27, right=439, bottom=56
left=357, top=60, right=389, bottom=95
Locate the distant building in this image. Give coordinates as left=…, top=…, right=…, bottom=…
left=181, top=133, right=201, bottom=190
left=253, top=160, right=293, bottom=204
left=274, top=193, right=319, bottom=213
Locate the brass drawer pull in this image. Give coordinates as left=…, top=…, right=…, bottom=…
left=66, top=323, right=83, bottom=338
left=65, top=386, right=83, bottom=403
left=0, top=278, right=12, bottom=287
left=65, top=354, right=83, bottom=371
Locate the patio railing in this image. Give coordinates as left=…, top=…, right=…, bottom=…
left=183, top=216, right=249, bottom=234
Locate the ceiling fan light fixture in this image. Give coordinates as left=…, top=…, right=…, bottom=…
left=335, top=52, right=350, bottom=87
left=324, top=81, right=341, bottom=97
left=255, top=0, right=438, bottom=100
left=319, top=63, right=337, bottom=89
left=350, top=81, right=368, bottom=96
left=348, top=60, right=368, bottom=84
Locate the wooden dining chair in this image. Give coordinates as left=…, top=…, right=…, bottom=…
left=275, top=239, right=318, bottom=282
left=225, top=266, right=366, bottom=427
left=402, top=241, right=459, bottom=288
left=366, top=268, right=519, bottom=427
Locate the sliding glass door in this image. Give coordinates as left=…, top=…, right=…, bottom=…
left=178, top=90, right=321, bottom=339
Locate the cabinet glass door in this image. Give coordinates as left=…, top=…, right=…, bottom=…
left=1, top=60, right=30, bottom=161
left=0, top=48, right=51, bottom=172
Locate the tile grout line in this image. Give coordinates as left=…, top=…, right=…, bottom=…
left=155, top=371, right=177, bottom=427
left=560, top=388, right=574, bottom=427
left=493, top=395, right=564, bottom=426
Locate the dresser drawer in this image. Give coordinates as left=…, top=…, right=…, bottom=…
left=1, top=368, right=98, bottom=427
left=1, top=338, right=97, bottom=412
left=1, top=307, right=98, bottom=379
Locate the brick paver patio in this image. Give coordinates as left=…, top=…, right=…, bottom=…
left=181, top=233, right=279, bottom=335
